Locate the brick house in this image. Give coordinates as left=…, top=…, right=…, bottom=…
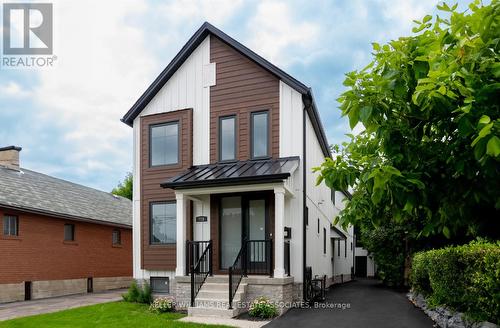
left=0, top=146, right=132, bottom=303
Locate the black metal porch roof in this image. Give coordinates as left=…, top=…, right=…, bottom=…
left=161, top=157, right=300, bottom=190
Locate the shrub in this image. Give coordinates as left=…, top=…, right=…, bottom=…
left=410, top=240, right=500, bottom=324
left=248, top=297, right=278, bottom=319
left=138, top=282, right=153, bottom=304
left=122, top=280, right=153, bottom=304
left=122, top=280, right=140, bottom=302
left=149, top=297, right=175, bottom=313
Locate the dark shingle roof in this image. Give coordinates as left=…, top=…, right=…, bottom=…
left=0, top=166, right=132, bottom=228
left=161, top=157, right=300, bottom=190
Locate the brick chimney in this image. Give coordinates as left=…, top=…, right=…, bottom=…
left=0, top=146, right=22, bottom=170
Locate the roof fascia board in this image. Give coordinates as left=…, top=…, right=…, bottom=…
left=0, top=203, right=132, bottom=229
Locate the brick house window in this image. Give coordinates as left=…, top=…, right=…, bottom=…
left=3, top=215, right=18, bottom=236
left=112, top=229, right=121, bottom=245
left=64, top=224, right=75, bottom=241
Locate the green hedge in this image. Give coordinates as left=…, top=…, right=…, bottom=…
left=410, top=240, right=500, bottom=324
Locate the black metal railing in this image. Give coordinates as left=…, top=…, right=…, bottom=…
left=246, top=239, right=273, bottom=276
left=284, top=240, right=290, bottom=276
left=304, top=266, right=326, bottom=303
left=228, top=245, right=245, bottom=309
left=186, top=240, right=212, bottom=276
left=188, top=240, right=212, bottom=307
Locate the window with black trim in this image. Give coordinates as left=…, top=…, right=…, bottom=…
left=150, top=277, right=169, bottom=293
left=317, top=218, right=320, bottom=234
left=323, top=228, right=326, bottom=254
left=3, top=215, right=18, bottom=236
left=150, top=121, right=179, bottom=167
left=251, top=111, right=269, bottom=159
left=112, top=229, right=121, bottom=245
left=219, top=116, right=236, bottom=161
left=337, top=239, right=340, bottom=256
left=150, top=202, right=176, bottom=244
left=345, top=239, right=347, bottom=258
left=305, top=206, right=309, bottom=226
left=64, top=224, right=75, bottom=241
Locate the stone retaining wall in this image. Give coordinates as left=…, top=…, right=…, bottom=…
left=407, top=292, right=498, bottom=328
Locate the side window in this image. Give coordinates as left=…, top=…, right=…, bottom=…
left=251, top=111, right=269, bottom=159
left=112, top=229, right=121, bottom=245
left=219, top=116, right=236, bottom=161
left=337, top=239, right=340, bottom=257
left=345, top=239, right=347, bottom=258
left=64, top=224, right=75, bottom=241
left=317, top=218, right=320, bottom=234
left=150, top=202, right=176, bottom=244
left=150, top=121, right=179, bottom=167
left=323, top=228, right=326, bottom=254
left=305, top=206, right=308, bottom=226
left=3, top=215, right=18, bottom=236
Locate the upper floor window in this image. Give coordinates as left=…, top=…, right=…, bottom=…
left=150, top=122, right=179, bottom=167
left=251, top=111, right=269, bottom=159
left=112, top=229, right=121, bottom=245
left=3, top=215, right=18, bottom=236
left=64, top=224, right=75, bottom=241
left=150, top=202, right=176, bottom=244
left=219, top=116, right=236, bottom=161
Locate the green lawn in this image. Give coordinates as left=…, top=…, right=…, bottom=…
left=0, top=302, right=231, bottom=328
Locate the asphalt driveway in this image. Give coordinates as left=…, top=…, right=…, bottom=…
left=265, top=279, right=433, bottom=328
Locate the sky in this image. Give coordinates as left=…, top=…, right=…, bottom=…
left=0, top=0, right=469, bottom=192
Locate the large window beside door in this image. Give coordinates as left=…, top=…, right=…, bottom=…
left=150, top=202, right=176, bottom=244
left=149, top=121, right=179, bottom=167
left=219, top=116, right=236, bottom=161
left=251, top=111, right=269, bottom=159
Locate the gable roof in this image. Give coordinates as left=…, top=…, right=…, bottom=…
left=0, top=166, right=132, bottom=228
left=120, top=22, right=331, bottom=157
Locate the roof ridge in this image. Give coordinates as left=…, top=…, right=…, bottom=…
left=18, top=167, right=123, bottom=199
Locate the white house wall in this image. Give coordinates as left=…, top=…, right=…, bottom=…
left=279, top=81, right=304, bottom=283
left=304, top=113, right=354, bottom=280
left=140, top=36, right=211, bottom=166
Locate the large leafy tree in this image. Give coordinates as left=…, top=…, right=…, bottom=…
left=112, top=172, right=133, bottom=200
left=315, top=1, right=499, bottom=239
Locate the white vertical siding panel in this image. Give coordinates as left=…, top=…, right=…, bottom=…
left=132, top=117, right=142, bottom=280
left=140, top=36, right=210, bottom=165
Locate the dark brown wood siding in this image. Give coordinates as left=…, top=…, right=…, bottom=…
left=140, top=109, right=193, bottom=270
left=210, top=36, right=280, bottom=163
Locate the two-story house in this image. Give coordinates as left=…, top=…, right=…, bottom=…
left=121, top=22, right=354, bottom=317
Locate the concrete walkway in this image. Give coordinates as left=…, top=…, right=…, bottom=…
left=180, top=316, right=269, bottom=328
left=0, top=289, right=126, bottom=321
left=265, top=279, right=434, bottom=328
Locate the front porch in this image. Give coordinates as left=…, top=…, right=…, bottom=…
left=161, top=158, right=300, bottom=316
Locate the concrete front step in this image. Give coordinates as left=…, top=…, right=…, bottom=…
left=188, top=278, right=247, bottom=318
left=187, top=306, right=240, bottom=318
left=204, top=276, right=231, bottom=283
left=196, top=289, right=245, bottom=300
